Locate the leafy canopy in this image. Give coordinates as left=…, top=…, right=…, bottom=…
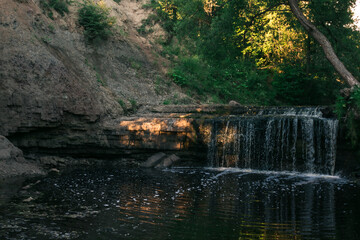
left=147, top=0, right=360, bottom=105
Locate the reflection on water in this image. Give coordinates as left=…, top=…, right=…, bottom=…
left=0, top=167, right=359, bottom=240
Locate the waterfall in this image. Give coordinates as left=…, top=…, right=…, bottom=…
left=207, top=107, right=338, bottom=175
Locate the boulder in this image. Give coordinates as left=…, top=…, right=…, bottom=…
left=155, top=154, right=181, bottom=168
left=0, top=135, right=44, bottom=178
left=0, top=135, right=24, bottom=162
left=140, top=152, right=166, bottom=168
left=228, top=100, right=241, bottom=107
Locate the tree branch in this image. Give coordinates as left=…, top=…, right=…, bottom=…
left=288, top=0, right=360, bottom=88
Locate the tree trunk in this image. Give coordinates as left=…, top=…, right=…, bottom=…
left=306, top=33, right=311, bottom=75
left=288, top=0, right=360, bottom=88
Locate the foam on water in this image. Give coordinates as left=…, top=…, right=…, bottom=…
left=169, top=167, right=347, bottom=182
left=257, top=107, right=324, bottom=117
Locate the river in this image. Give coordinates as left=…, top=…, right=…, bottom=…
left=1, top=167, right=359, bottom=239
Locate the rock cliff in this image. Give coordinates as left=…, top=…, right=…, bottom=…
left=0, top=0, right=193, bottom=168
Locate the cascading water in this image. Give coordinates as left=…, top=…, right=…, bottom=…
left=207, top=107, right=338, bottom=175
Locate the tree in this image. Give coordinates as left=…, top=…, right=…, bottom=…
left=288, top=0, right=360, bottom=88
left=149, top=0, right=360, bottom=104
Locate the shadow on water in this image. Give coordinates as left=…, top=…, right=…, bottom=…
left=0, top=177, right=28, bottom=205
left=0, top=167, right=359, bottom=240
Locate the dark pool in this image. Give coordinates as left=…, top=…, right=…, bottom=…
left=0, top=167, right=359, bottom=240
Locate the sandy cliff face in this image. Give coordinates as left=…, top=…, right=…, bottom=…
left=0, top=0, right=187, bottom=140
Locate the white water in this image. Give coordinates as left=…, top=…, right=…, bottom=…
left=203, top=167, right=345, bottom=181
left=207, top=107, right=339, bottom=175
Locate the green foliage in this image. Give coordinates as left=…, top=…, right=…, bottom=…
left=272, top=66, right=320, bottom=105
left=305, top=0, right=360, bottom=92
left=335, top=95, right=347, bottom=119
left=335, top=88, right=360, bottom=118
left=162, top=93, right=193, bottom=105
left=142, top=0, right=158, bottom=9
left=114, top=26, right=127, bottom=37
left=309, top=0, right=356, bottom=28
left=154, top=75, right=170, bottom=95
left=335, top=87, right=360, bottom=148
left=118, top=99, right=128, bottom=114
left=96, top=72, right=106, bottom=86
left=129, top=99, right=137, bottom=112
left=48, top=24, right=55, bottom=33
left=41, top=36, right=52, bottom=44
left=350, top=87, right=360, bottom=107
left=78, top=1, right=115, bottom=42
left=118, top=99, right=138, bottom=115
left=346, top=111, right=360, bottom=149
left=137, top=14, right=159, bottom=35
left=163, top=99, right=171, bottom=105
left=170, top=55, right=273, bottom=104
left=146, top=0, right=360, bottom=106
left=40, top=0, right=69, bottom=18
left=130, top=60, right=142, bottom=70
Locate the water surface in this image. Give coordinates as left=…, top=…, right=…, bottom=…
left=0, top=167, right=359, bottom=239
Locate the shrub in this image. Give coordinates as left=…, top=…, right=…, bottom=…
left=78, top=1, right=115, bottom=42
left=40, top=0, right=69, bottom=18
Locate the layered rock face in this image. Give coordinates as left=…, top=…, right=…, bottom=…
left=0, top=0, right=189, bottom=163
left=4, top=104, right=251, bottom=161
left=0, top=0, right=121, bottom=137
left=6, top=106, right=212, bottom=161
left=6, top=105, right=336, bottom=164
